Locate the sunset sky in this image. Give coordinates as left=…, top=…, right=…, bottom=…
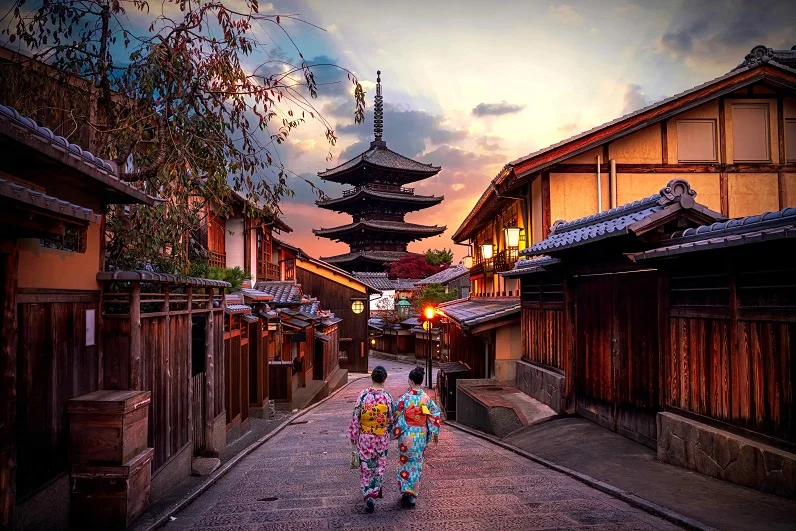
left=264, top=0, right=795, bottom=262
left=5, top=0, right=795, bottom=262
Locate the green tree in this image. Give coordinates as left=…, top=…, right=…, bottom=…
left=425, top=248, right=454, bottom=267
left=3, top=0, right=365, bottom=272
left=414, top=282, right=458, bottom=312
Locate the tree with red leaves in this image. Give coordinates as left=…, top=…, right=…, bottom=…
left=388, top=254, right=446, bottom=280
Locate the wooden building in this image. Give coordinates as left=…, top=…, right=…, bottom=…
left=314, top=72, right=445, bottom=272
left=506, top=178, right=795, bottom=497
left=415, top=265, right=471, bottom=298
left=451, top=44, right=796, bottom=386
left=0, top=103, right=156, bottom=529
left=195, top=191, right=292, bottom=283
left=286, top=249, right=377, bottom=373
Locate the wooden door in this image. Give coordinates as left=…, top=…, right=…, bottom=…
left=575, top=271, right=659, bottom=448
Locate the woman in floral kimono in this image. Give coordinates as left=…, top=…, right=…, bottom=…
left=348, top=365, right=394, bottom=513
left=392, top=366, right=441, bottom=508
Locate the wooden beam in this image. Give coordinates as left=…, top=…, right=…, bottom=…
left=661, top=121, right=668, bottom=164
left=163, top=285, right=171, bottom=454
left=547, top=162, right=796, bottom=174
left=130, top=282, right=142, bottom=390
left=541, top=172, right=551, bottom=238
left=720, top=173, right=729, bottom=216
left=779, top=172, right=787, bottom=210
left=777, top=96, right=786, bottom=164
left=719, top=98, right=727, bottom=164
left=204, top=287, right=217, bottom=456
left=0, top=244, right=18, bottom=528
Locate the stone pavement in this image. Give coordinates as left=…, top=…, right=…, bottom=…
left=164, top=359, right=680, bottom=530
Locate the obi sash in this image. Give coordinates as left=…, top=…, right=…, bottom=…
left=404, top=404, right=431, bottom=427
left=360, top=403, right=390, bottom=435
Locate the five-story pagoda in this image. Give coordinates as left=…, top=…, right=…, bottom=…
left=313, top=71, right=445, bottom=272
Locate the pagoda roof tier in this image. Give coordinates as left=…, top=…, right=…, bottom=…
left=320, top=250, right=410, bottom=270
left=318, top=141, right=440, bottom=185
left=317, top=185, right=444, bottom=214
left=313, top=220, right=446, bottom=243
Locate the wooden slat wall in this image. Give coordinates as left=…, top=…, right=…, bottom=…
left=16, top=298, right=100, bottom=498
left=448, top=324, right=486, bottom=378
left=295, top=267, right=367, bottom=372
left=667, top=268, right=795, bottom=444
left=521, top=307, right=565, bottom=370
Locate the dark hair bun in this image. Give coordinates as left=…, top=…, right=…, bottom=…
left=409, top=367, right=425, bottom=385
left=371, top=365, right=387, bottom=384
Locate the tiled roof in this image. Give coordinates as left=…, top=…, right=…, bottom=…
left=353, top=272, right=395, bottom=290
left=321, top=316, right=342, bottom=326
left=301, top=300, right=320, bottom=316
left=501, top=255, right=560, bottom=278
left=632, top=207, right=796, bottom=261
left=392, top=278, right=421, bottom=290
left=0, top=176, right=100, bottom=223
left=318, top=143, right=440, bottom=178
left=317, top=187, right=443, bottom=209
left=521, top=179, right=720, bottom=257
left=322, top=250, right=409, bottom=265
left=314, top=331, right=333, bottom=342
left=282, top=317, right=310, bottom=329
left=242, top=314, right=260, bottom=323
left=313, top=220, right=446, bottom=238
left=437, top=297, right=521, bottom=329
left=97, top=270, right=231, bottom=287
left=225, top=304, right=252, bottom=315
left=732, top=45, right=796, bottom=71
left=254, top=281, right=302, bottom=304
left=0, top=103, right=156, bottom=205
left=416, top=266, right=469, bottom=286
left=239, top=288, right=274, bottom=302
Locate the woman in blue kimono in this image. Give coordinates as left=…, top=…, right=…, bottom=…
left=392, top=366, right=441, bottom=508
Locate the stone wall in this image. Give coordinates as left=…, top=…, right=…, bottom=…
left=657, top=412, right=796, bottom=498
left=515, top=360, right=565, bottom=414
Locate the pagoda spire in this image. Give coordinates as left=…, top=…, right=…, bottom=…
left=373, top=70, right=384, bottom=144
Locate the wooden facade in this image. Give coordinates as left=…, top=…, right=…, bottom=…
left=99, top=274, right=228, bottom=473
left=0, top=101, right=155, bottom=528
left=293, top=257, right=371, bottom=373
left=510, top=179, right=796, bottom=487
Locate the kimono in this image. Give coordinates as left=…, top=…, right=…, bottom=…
left=348, top=387, right=395, bottom=500
left=392, top=389, right=441, bottom=496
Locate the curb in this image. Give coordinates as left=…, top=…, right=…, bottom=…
left=140, top=374, right=370, bottom=531
left=445, top=420, right=716, bottom=531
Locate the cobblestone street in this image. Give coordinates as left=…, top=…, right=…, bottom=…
left=165, top=361, right=680, bottom=530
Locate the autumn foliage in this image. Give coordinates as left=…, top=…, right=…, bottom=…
left=388, top=253, right=447, bottom=279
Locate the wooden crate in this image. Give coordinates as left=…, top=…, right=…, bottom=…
left=71, top=447, right=154, bottom=529
left=68, top=390, right=151, bottom=465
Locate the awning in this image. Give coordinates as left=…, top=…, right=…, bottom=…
left=282, top=318, right=310, bottom=330
left=242, top=315, right=260, bottom=323
left=314, top=331, right=332, bottom=342
left=225, top=304, right=252, bottom=315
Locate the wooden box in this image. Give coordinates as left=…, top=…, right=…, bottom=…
left=71, top=447, right=154, bottom=530
left=68, top=390, right=151, bottom=465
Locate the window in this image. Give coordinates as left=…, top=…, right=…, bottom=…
left=732, top=104, right=770, bottom=162
left=40, top=225, right=85, bottom=253
left=786, top=119, right=796, bottom=163
left=676, top=120, right=717, bottom=162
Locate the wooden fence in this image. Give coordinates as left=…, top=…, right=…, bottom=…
left=98, top=273, right=227, bottom=473
left=666, top=267, right=795, bottom=444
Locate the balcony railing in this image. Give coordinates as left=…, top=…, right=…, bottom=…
left=342, top=183, right=415, bottom=197
left=208, top=250, right=226, bottom=269
left=494, top=249, right=520, bottom=273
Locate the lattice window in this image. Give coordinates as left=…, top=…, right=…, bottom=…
left=40, top=225, right=85, bottom=253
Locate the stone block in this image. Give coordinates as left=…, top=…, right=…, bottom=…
left=514, top=360, right=565, bottom=414
left=657, top=412, right=796, bottom=498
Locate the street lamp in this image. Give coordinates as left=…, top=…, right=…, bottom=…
left=397, top=296, right=411, bottom=318
left=422, top=305, right=436, bottom=388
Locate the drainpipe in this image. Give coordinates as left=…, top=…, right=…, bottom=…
left=596, top=155, right=603, bottom=213
left=609, top=159, right=617, bottom=209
